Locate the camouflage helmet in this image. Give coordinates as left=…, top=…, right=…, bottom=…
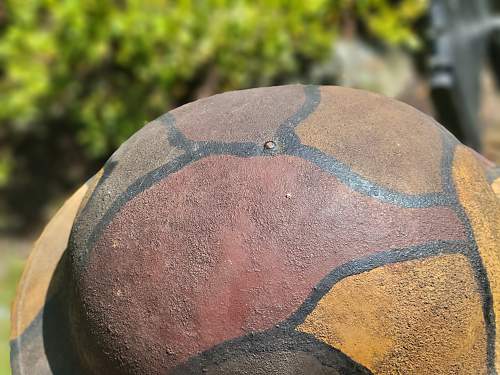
left=11, top=85, right=500, bottom=374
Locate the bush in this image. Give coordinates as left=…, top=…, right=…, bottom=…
left=0, top=0, right=427, bottom=231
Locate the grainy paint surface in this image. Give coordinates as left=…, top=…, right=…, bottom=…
left=79, top=155, right=465, bottom=373
left=453, top=146, right=500, bottom=369
left=10, top=85, right=500, bottom=375
left=298, top=254, right=487, bottom=374
left=296, top=86, right=443, bottom=195
left=173, top=85, right=305, bottom=143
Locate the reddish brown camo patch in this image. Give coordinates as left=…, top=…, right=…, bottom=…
left=77, top=155, right=466, bottom=374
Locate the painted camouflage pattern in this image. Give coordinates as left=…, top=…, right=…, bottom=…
left=10, top=85, right=500, bottom=374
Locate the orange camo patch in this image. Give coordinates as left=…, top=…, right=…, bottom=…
left=296, top=86, right=444, bottom=195
left=452, top=146, right=500, bottom=370
left=297, top=254, right=487, bottom=374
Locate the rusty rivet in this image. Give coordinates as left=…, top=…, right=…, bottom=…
left=264, top=141, right=276, bottom=150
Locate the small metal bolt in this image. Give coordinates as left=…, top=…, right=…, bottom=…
left=264, top=140, right=276, bottom=150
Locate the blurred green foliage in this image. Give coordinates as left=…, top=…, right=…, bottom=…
left=0, top=0, right=427, bottom=232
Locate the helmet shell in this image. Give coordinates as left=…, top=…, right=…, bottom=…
left=61, top=85, right=500, bottom=374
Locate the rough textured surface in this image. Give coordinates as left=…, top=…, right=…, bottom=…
left=296, top=86, right=444, bottom=195
left=298, top=254, right=487, bottom=374
left=453, top=146, right=500, bottom=369
left=70, top=118, right=184, bottom=254
left=77, top=155, right=465, bottom=374
left=172, top=85, right=305, bottom=143
left=170, top=330, right=371, bottom=375
left=11, top=85, right=500, bottom=375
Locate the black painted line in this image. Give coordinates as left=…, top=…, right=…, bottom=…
left=171, top=325, right=372, bottom=374
left=273, top=85, right=321, bottom=151
left=73, top=159, right=118, bottom=226
left=80, top=84, right=470, bottom=267
left=439, top=137, right=497, bottom=374
left=286, top=85, right=321, bottom=130
left=15, top=85, right=497, bottom=373
left=73, top=115, right=176, bottom=231
left=10, top=306, right=46, bottom=375
left=161, top=112, right=193, bottom=152
left=83, top=151, right=201, bottom=260
left=81, top=86, right=321, bottom=259
left=289, top=144, right=454, bottom=208
left=276, top=85, right=457, bottom=208
left=282, top=240, right=472, bottom=328
left=171, top=239, right=472, bottom=375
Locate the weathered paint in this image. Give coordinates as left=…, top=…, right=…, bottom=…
left=453, top=146, right=500, bottom=369
left=77, top=155, right=466, bottom=374
left=10, top=85, right=500, bottom=374
left=173, top=85, right=305, bottom=143
left=296, top=86, right=444, bottom=195
left=70, top=117, right=184, bottom=255
left=298, top=254, right=487, bottom=374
